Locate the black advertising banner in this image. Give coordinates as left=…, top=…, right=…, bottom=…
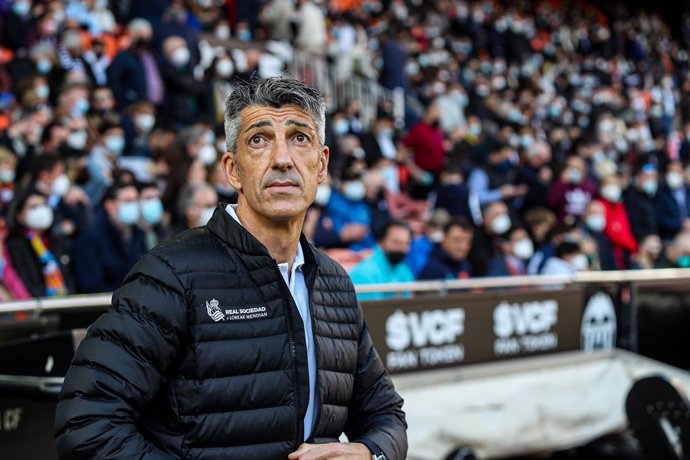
left=362, top=287, right=584, bottom=374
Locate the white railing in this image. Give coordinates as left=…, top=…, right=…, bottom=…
left=0, top=269, right=688, bottom=315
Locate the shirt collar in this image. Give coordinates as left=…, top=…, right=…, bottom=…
left=225, top=204, right=304, bottom=271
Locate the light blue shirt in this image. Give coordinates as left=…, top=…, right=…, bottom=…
left=225, top=205, right=316, bottom=440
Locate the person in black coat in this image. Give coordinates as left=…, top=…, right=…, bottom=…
left=159, top=35, right=206, bottom=127
left=515, top=141, right=553, bottom=217
left=655, top=160, right=690, bottom=241
left=624, top=163, right=659, bottom=241
left=419, top=217, right=474, bottom=280
left=73, top=182, right=147, bottom=294
left=581, top=199, right=617, bottom=270
left=432, top=165, right=473, bottom=221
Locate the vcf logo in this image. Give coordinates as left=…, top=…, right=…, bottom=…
left=206, top=299, right=225, bottom=322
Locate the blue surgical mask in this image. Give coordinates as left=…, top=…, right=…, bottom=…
left=75, top=99, right=90, bottom=114
left=104, top=136, right=125, bottom=154
left=333, top=119, right=349, bottom=136
left=141, top=198, right=163, bottom=225
left=238, top=29, right=251, bottom=42
left=678, top=255, right=690, bottom=268
left=36, top=59, right=53, bottom=75
left=378, top=128, right=393, bottom=139
left=117, top=202, right=140, bottom=225
left=12, top=1, right=30, bottom=16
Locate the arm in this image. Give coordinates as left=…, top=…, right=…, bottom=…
left=55, top=253, right=187, bottom=459
left=467, top=169, right=502, bottom=205
left=345, top=306, right=408, bottom=460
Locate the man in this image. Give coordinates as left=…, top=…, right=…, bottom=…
left=624, top=162, right=659, bottom=241
left=72, top=181, right=147, bottom=293
left=160, top=35, right=206, bottom=127
left=515, top=140, right=553, bottom=216
left=581, top=199, right=617, bottom=271
left=419, top=217, right=473, bottom=280
left=656, top=160, right=690, bottom=241
left=547, top=155, right=597, bottom=225
left=171, top=181, right=219, bottom=236
left=468, top=200, right=512, bottom=276
left=56, top=77, right=407, bottom=459
left=486, top=226, right=533, bottom=277
left=349, top=220, right=415, bottom=301
left=467, top=141, right=527, bottom=207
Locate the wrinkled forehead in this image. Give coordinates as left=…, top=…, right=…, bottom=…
left=239, top=104, right=316, bottom=132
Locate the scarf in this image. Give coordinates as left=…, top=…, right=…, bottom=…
left=26, top=230, right=66, bottom=296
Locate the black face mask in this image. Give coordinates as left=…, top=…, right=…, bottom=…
left=384, top=250, right=407, bottom=266
left=430, top=119, right=441, bottom=128
left=134, top=38, right=151, bottom=50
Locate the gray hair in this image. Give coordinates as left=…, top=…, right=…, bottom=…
left=223, top=76, right=326, bottom=154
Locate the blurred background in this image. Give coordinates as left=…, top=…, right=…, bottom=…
left=3, top=0, right=690, bottom=459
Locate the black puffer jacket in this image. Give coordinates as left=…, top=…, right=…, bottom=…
left=55, top=205, right=407, bottom=459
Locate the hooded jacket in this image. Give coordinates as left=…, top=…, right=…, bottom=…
left=55, top=204, right=407, bottom=459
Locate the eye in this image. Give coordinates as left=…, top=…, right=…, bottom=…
left=294, top=133, right=309, bottom=143
left=250, top=135, right=264, bottom=145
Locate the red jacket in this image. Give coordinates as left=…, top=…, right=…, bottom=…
left=601, top=198, right=638, bottom=268
left=402, top=121, right=446, bottom=173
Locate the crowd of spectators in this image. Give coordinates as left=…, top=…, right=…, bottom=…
left=2, top=0, right=690, bottom=301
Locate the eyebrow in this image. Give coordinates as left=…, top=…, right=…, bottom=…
left=286, top=119, right=314, bottom=131
left=246, top=120, right=272, bottom=131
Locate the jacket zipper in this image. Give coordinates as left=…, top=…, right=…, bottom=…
left=308, top=264, right=321, bottom=439
left=274, top=262, right=301, bottom=450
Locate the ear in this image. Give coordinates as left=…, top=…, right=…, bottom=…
left=222, top=152, right=242, bottom=192
left=317, top=146, right=330, bottom=184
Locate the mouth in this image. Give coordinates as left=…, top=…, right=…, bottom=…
left=266, top=181, right=299, bottom=191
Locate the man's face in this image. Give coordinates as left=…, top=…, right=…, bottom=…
left=223, top=104, right=329, bottom=223
left=186, top=186, right=218, bottom=227
left=379, top=225, right=411, bottom=255
left=442, top=225, right=473, bottom=261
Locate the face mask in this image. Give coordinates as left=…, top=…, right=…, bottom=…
left=512, top=238, right=534, bottom=260
left=95, top=0, right=108, bottom=9
left=314, top=184, right=332, bottom=206
left=677, top=255, right=690, bottom=268
left=586, top=214, right=606, bottom=233
left=215, top=59, right=234, bottom=78
left=667, top=172, right=684, bottom=189
left=25, top=205, right=54, bottom=230
left=238, top=29, right=252, bottom=42
left=12, top=1, right=30, bottom=16
left=333, top=119, right=349, bottom=136
left=490, top=214, right=511, bottom=235
left=568, top=168, right=583, bottom=184
left=75, top=99, right=90, bottom=114
left=384, top=250, right=407, bottom=266
left=429, top=230, right=444, bottom=243
left=36, top=59, right=53, bottom=74
left=35, top=85, right=50, bottom=99
left=171, top=47, right=191, bottom=67
left=215, top=26, right=231, bottom=41
left=204, top=130, right=216, bottom=145
left=135, top=114, right=156, bottom=133
left=141, top=198, right=164, bottom=225
left=601, top=185, right=621, bottom=203
left=198, top=206, right=215, bottom=226
left=646, top=243, right=662, bottom=258
left=0, top=169, right=15, bottom=183
left=66, top=130, right=88, bottom=150
left=104, top=135, right=125, bottom=154
left=343, top=180, right=366, bottom=201
left=197, top=144, right=217, bottom=166
left=378, top=128, right=393, bottom=139
left=469, top=124, right=482, bottom=137
left=571, top=254, right=589, bottom=271
left=497, top=159, right=513, bottom=172
left=52, top=174, right=71, bottom=196
left=641, top=180, right=657, bottom=196
left=117, top=201, right=140, bottom=225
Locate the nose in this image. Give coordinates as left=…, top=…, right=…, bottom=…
left=270, top=136, right=293, bottom=171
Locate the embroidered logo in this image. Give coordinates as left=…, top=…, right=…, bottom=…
left=206, top=299, right=225, bottom=322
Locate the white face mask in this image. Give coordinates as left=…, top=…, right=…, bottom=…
left=135, top=114, right=156, bottom=133
left=104, top=135, right=125, bottom=154
left=197, top=144, right=217, bottom=166
left=215, top=26, right=231, bottom=41
left=666, top=171, right=684, bottom=189
left=0, top=169, right=15, bottom=183
left=35, top=85, right=50, bottom=99
left=571, top=254, right=589, bottom=271
left=171, top=47, right=191, bottom=67
left=66, top=130, right=87, bottom=150
left=343, top=180, right=366, bottom=201
left=601, top=184, right=621, bottom=203
left=314, top=184, right=332, bottom=207
left=52, top=174, right=71, bottom=197
left=25, top=205, right=54, bottom=230
left=585, top=214, right=606, bottom=233
left=512, top=238, right=534, bottom=260
left=198, top=206, right=215, bottom=226
left=490, top=213, right=511, bottom=235
left=215, top=59, right=234, bottom=78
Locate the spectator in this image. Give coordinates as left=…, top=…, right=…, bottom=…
left=406, top=209, right=450, bottom=277
left=84, top=121, right=127, bottom=204
left=432, top=165, right=472, bottom=222
left=359, top=112, right=397, bottom=167
left=2, top=0, right=35, bottom=52
left=73, top=182, right=147, bottom=293
left=624, top=163, right=660, bottom=241
left=581, top=199, right=617, bottom=271
left=349, top=220, right=414, bottom=301
left=123, top=100, right=157, bottom=157
left=6, top=188, right=70, bottom=297
left=547, top=155, right=597, bottom=225
left=487, top=226, right=533, bottom=277
left=171, top=181, right=218, bottom=236
left=138, top=181, right=169, bottom=250
left=631, top=234, right=665, bottom=270
left=469, top=201, right=512, bottom=277
left=468, top=141, right=526, bottom=207
left=516, top=141, right=553, bottom=216
left=0, top=148, right=18, bottom=213
left=655, top=160, right=690, bottom=242
left=159, top=35, right=206, bottom=127
left=402, top=103, right=446, bottom=197
left=524, top=207, right=558, bottom=275
left=293, top=0, right=327, bottom=57
left=541, top=241, right=589, bottom=275
left=599, top=175, right=638, bottom=269
left=108, top=19, right=165, bottom=109
left=434, top=83, right=469, bottom=137
left=419, top=217, right=474, bottom=280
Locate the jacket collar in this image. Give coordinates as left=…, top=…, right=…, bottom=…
left=205, top=203, right=318, bottom=266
